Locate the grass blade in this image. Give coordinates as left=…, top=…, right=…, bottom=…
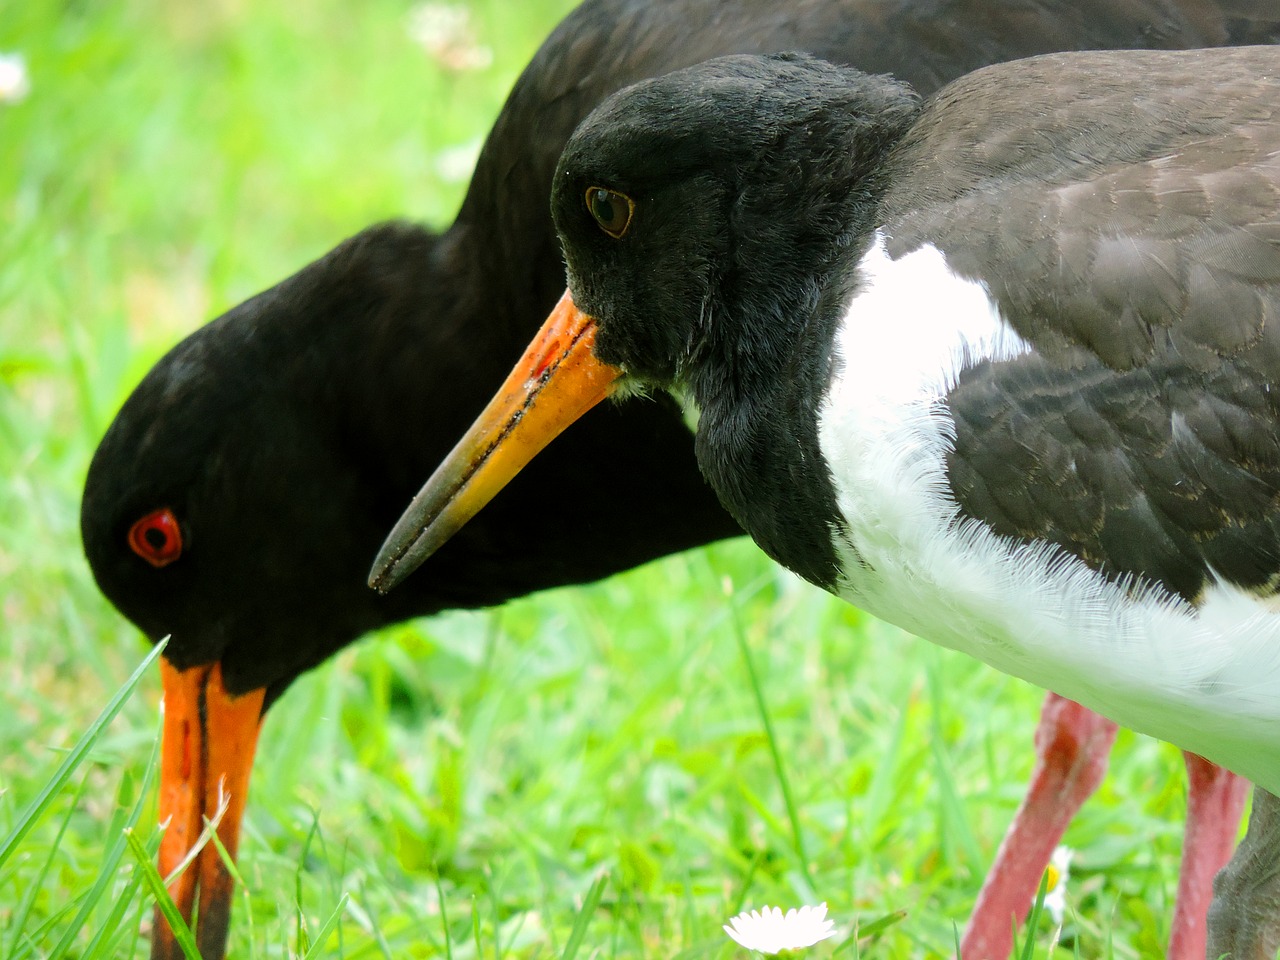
left=925, top=654, right=984, bottom=876
left=832, top=909, right=907, bottom=956
left=0, top=640, right=165, bottom=872
left=301, top=894, right=351, bottom=960
left=854, top=909, right=908, bottom=940
left=3, top=771, right=90, bottom=960
left=65, top=720, right=162, bottom=960
left=124, top=826, right=201, bottom=959
left=559, top=872, right=607, bottom=960
left=1016, top=869, right=1051, bottom=960
left=82, top=862, right=147, bottom=960
left=720, top=574, right=814, bottom=889
left=434, top=870, right=454, bottom=960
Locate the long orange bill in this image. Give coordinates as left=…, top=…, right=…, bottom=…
left=152, top=659, right=265, bottom=960
left=369, top=289, right=621, bottom=593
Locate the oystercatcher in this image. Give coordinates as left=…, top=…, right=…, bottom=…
left=371, top=47, right=1280, bottom=957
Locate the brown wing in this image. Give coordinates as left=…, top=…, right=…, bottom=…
left=880, top=46, right=1280, bottom=601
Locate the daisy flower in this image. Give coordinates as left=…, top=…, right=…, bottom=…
left=724, top=902, right=837, bottom=955
left=1042, top=845, right=1073, bottom=926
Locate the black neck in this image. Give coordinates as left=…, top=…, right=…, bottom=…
left=690, top=278, right=852, bottom=590
left=685, top=102, right=910, bottom=588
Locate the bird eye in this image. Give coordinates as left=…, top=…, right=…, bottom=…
left=127, top=508, right=184, bottom=568
left=585, top=187, right=634, bottom=238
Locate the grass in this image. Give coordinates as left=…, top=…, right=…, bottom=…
left=0, top=0, right=1202, bottom=956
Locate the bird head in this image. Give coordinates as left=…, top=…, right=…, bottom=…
left=369, top=54, right=918, bottom=591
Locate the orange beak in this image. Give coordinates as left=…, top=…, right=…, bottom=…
left=369, top=289, right=622, bottom=592
left=152, top=659, right=265, bottom=960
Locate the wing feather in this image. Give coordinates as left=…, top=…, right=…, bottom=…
left=877, top=48, right=1280, bottom=600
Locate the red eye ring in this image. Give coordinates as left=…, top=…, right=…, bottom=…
left=128, top=508, right=183, bottom=568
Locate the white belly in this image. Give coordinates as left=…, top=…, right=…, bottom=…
left=818, top=233, right=1280, bottom=791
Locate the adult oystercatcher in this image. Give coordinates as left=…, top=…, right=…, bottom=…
left=370, top=47, right=1280, bottom=957
left=82, top=2, right=1279, bottom=957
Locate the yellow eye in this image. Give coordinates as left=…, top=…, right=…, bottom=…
left=585, top=187, right=634, bottom=238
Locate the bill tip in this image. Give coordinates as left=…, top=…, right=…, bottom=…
left=367, top=556, right=402, bottom=594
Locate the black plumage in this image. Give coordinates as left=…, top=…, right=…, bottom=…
left=79, top=3, right=1280, bottom=958
left=84, top=0, right=1280, bottom=720
left=83, top=223, right=734, bottom=700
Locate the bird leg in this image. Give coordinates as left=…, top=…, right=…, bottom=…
left=957, top=698, right=1246, bottom=960
left=959, top=693, right=1116, bottom=960
left=1207, top=787, right=1280, bottom=960
left=1170, top=754, right=1248, bottom=959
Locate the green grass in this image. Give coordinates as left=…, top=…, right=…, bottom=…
left=0, top=1, right=1201, bottom=956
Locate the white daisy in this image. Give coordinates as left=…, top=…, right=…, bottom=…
left=1041, top=845, right=1073, bottom=926
left=0, top=53, right=30, bottom=105
left=724, top=902, right=837, bottom=955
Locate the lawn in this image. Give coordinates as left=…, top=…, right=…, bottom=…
left=0, top=1, right=1201, bottom=956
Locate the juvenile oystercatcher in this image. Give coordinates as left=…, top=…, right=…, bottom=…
left=84, top=2, right=1280, bottom=956
left=371, top=47, right=1280, bottom=957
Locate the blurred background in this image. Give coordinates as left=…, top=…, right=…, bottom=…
left=0, top=1, right=1199, bottom=956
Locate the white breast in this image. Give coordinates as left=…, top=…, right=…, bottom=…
left=817, top=232, right=1280, bottom=791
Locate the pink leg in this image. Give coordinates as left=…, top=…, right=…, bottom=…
left=1167, top=753, right=1248, bottom=960
left=959, top=693, right=1117, bottom=960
